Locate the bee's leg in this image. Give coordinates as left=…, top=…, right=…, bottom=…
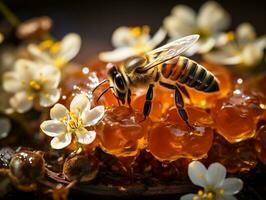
left=176, top=83, right=190, bottom=101
left=141, top=84, right=154, bottom=121
left=159, top=81, right=193, bottom=129
left=127, top=89, right=132, bottom=107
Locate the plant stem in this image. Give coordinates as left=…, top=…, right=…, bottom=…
left=0, top=1, right=20, bottom=27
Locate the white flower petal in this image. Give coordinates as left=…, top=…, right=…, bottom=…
left=76, top=128, right=96, bottom=144
left=188, top=161, right=207, bottom=188
left=58, top=33, right=81, bottom=62
left=172, top=5, right=196, bottom=24
left=2, top=71, right=23, bottom=93
left=112, top=26, right=136, bottom=47
left=221, top=178, right=243, bottom=195
left=0, top=118, right=11, bottom=139
left=14, top=59, right=37, bottom=82
left=40, top=88, right=61, bottom=107
left=50, top=103, right=68, bottom=120
left=206, top=162, right=226, bottom=188
left=197, top=38, right=216, bottom=54
left=241, top=44, right=263, bottom=67
left=82, top=105, right=105, bottom=127
left=255, top=36, right=266, bottom=50
left=50, top=132, right=72, bottom=149
left=180, top=194, right=198, bottom=200
left=27, top=44, right=52, bottom=63
left=236, top=23, right=256, bottom=44
left=9, top=91, right=33, bottom=113
left=147, top=28, right=166, bottom=49
left=70, top=93, right=91, bottom=113
left=39, top=65, right=61, bottom=89
left=203, top=51, right=242, bottom=65
left=99, top=47, right=135, bottom=62
left=197, top=1, right=230, bottom=33
left=164, top=5, right=196, bottom=38
left=40, top=120, right=66, bottom=137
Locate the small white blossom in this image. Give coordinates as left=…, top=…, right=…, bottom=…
left=27, top=33, right=81, bottom=69
left=99, top=26, right=166, bottom=62
left=40, top=94, right=105, bottom=149
left=163, top=1, right=230, bottom=55
left=181, top=161, right=243, bottom=200
left=2, top=59, right=61, bottom=113
left=204, top=23, right=266, bottom=67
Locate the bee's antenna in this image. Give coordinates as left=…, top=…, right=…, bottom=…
left=96, top=86, right=113, bottom=103
left=92, top=79, right=109, bottom=93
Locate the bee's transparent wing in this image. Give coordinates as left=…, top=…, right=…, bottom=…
left=137, top=34, right=199, bottom=72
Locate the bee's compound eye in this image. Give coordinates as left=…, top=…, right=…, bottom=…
left=125, top=56, right=147, bottom=73
left=114, top=74, right=125, bottom=92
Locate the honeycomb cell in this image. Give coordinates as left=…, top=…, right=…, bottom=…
left=186, top=62, right=232, bottom=108
left=244, top=73, right=266, bottom=109
left=97, top=106, right=151, bottom=157
left=206, top=134, right=257, bottom=173
left=164, top=105, right=214, bottom=127
left=148, top=119, right=213, bottom=161
left=212, top=90, right=263, bottom=143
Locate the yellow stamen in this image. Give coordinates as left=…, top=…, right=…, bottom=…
left=50, top=42, right=61, bottom=54
left=130, top=27, right=142, bottom=37
left=27, top=95, right=34, bottom=101
left=54, top=57, right=66, bottom=69
left=130, top=26, right=150, bottom=38
left=197, top=190, right=204, bottom=196
left=39, top=40, right=54, bottom=49
left=29, top=80, right=41, bottom=91
left=67, top=111, right=83, bottom=131
left=206, top=192, right=214, bottom=200
left=226, top=31, right=235, bottom=41
left=192, top=196, right=198, bottom=200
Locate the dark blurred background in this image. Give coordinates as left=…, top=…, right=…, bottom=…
left=1, top=0, right=266, bottom=63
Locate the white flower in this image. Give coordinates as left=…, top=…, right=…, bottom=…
left=181, top=161, right=243, bottom=200
left=27, top=33, right=81, bottom=69
left=2, top=59, right=61, bottom=113
left=40, top=94, right=105, bottom=149
left=99, top=26, right=166, bottom=62
left=204, top=23, right=266, bottom=67
left=163, top=1, right=230, bottom=55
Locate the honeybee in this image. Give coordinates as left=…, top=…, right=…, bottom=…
left=93, top=35, right=219, bottom=128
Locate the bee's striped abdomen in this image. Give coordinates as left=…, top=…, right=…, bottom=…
left=160, top=56, right=219, bottom=93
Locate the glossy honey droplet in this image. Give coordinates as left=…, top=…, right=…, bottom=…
left=148, top=107, right=213, bottom=161
left=212, top=89, right=263, bottom=143
left=97, top=106, right=151, bottom=157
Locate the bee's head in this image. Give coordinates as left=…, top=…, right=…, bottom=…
left=107, top=64, right=127, bottom=103
left=124, top=55, right=148, bottom=73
